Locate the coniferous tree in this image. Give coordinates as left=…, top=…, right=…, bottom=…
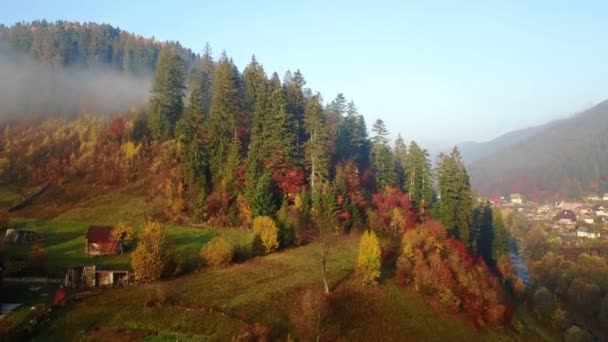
left=370, top=119, right=396, bottom=189
left=491, top=208, right=510, bottom=263
left=244, top=56, right=270, bottom=208
left=437, top=147, right=474, bottom=247
left=284, top=70, right=307, bottom=161
left=405, top=141, right=433, bottom=213
left=198, top=43, right=215, bottom=119
left=209, top=52, right=242, bottom=184
left=304, top=97, right=329, bottom=199
left=149, top=46, right=186, bottom=140
left=250, top=170, right=278, bottom=218
left=394, top=134, right=408, bottom=189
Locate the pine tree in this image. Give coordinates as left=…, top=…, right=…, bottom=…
left=209, top=52, right=242, bottom=184
left=149, top=46, right=186, bottom=140
left=304, top=97, right=329, bottom=199
left=284, top=70, right=306, bottom=161
left=405, top=141, right=432, bottom=213
left=243, top=56, right=270, bottom=208
left=199, top=43, right=215, bottom=119
left=491, top=208, right=510, bottom=263
left=250, top=170, right=278, bottom=218
left=370, top=119, right=396, bottom=189
left=437, top=147, right=474, bottom=247
left=394, top=134, right=408, bottom=189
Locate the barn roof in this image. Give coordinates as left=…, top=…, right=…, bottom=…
left=85, top=226, right=114, bottom=243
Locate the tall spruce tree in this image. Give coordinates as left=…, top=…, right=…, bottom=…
left=394, top=134, right=408, bottom=189
left=370, top=119, right=396, bottom=189
left=304, top=97, right=329, bottom=199
left=491, top=208, right=510, bottom=263
left=198, top=43, right=215, bottom=119
left=437, top=147, right=474, bottom=246
left=336, top=101, right=369, bottom=168
left=149, top=46, right=186, bottom=140
left=209, top=52, right=242, bottom=184
left=284, top=70, right=306, bottom=161
left=405, top=141, right=432, bottom=213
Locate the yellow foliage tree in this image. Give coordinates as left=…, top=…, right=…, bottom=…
left=112, top=223, right=135, bottom=253
left=131, top=221, right=178, bottom=282
left=201, top=238, right=234, bottom=268
left=356, top=230, right=382, bottom=285
left=252, top=216, right=279, bottom=254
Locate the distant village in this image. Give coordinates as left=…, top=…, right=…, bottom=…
left=488, top=192, right=608, bottom=247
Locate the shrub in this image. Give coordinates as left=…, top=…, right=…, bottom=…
left=252, top=216, right=279, bottom=254
left=112, top=223, right=135, bottom=253
left=396, top=220, right=506, bottom=327
left=201, top=238, right=234, bottom=268
left=356, top=230, right=381, bottom=285
left=131, top=221, right=179, bottom=282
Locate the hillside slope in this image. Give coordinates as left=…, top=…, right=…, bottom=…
left=458, top=125, right=544, bottom=165
left=469, top=100, right=608, bottom=200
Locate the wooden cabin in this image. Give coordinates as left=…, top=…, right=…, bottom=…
left=85, top=226, right=117, bottom=255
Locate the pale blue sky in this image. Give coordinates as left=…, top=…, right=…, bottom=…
left=2, top=0, right=608, bottom=148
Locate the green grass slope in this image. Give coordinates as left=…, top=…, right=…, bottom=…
left=30, top=236, right=548, bottom=341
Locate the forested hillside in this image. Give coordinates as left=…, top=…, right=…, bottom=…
left=458, top=125, right=544, bottom=165
left=0, top=20, right=197, bottom=74
left=469, top=100, right=608, bottom=200
left=0, top=21, right=525, bottom=338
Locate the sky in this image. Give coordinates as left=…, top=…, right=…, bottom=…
left=2, top=0, right=608, bottom=149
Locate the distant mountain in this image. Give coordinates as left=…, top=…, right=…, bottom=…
left=467, top=100, right=608, bottom=201
left=458, top=125, right=544, bottom=165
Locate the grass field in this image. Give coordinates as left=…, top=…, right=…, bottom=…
left=25, top=235, right=550, bottom=341
left=3, top=218, right=255, bottom=276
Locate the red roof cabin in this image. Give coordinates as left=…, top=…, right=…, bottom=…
left=85, top=226, right=117, bottom=256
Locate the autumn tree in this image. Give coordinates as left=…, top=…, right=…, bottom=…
left=131, top=221, right=179, bottom=282
left=252, top=216, right=279, bottom=254
left=112, top=223, right=135, bottom=254
left=357, top=230, right=381, bottom=285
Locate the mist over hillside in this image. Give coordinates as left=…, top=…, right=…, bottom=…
left=0, top=47, right=151, bottom=119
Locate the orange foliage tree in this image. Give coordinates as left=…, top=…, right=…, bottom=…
left=396, top=220, right=507, bottom=327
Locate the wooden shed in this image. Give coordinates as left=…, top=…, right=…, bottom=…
left=85, top=226, right=118, bottom=255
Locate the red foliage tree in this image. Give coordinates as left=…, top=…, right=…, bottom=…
left=272, top=167, right=307, bottom=202
left=108, top=116, right=126, bottom=141
left=371, top=187, right=417, bottom=235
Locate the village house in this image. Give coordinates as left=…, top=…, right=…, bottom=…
left=593, top=205, right=607, bottom=217
left=604, top=193, right=608, bottom=201
left=576, top=227, right=600, bottom=239
left=510, top=194, right=523, bottom=205
left=576, top=205, right=594, bottom=215
left=85, top=226, right=118, bottom=256
left=557, top=201, right=583, bottom=211
left=586, top=194, right=602, bottom=202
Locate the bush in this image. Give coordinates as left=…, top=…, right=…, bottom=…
left=252, top=216, right=279, bottom=254
left=396, top=220, right=506, bottom=327
left=356, top=230, right=381, bottom=285
left=112, top=223, right=135, bottom=253
left=131, top=221, right=179, bottom=282
left=201, top=238, right=234, bottom=268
